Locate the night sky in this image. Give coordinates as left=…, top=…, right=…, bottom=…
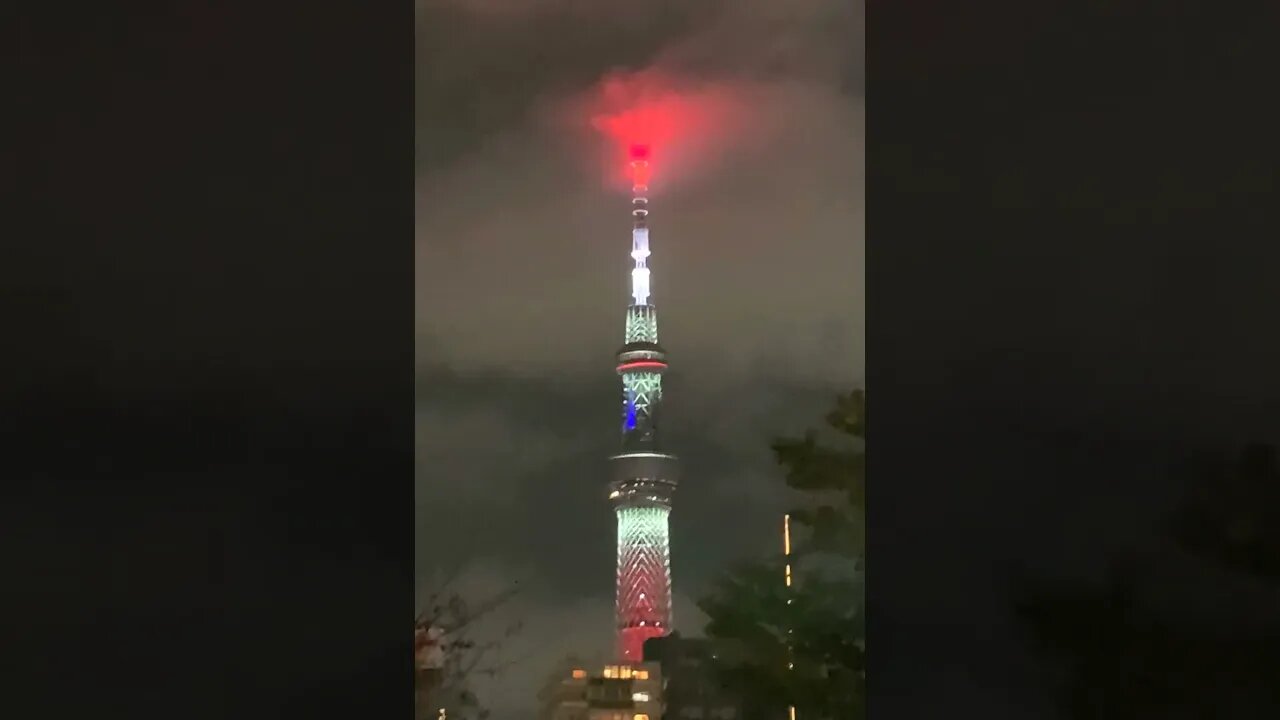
left=416, top=0, right=862, bottom=714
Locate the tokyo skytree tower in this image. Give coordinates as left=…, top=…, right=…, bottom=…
left=608, top=144, right=679, bottom=663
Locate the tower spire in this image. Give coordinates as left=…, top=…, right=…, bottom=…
left=629, top=145, right=651, bottom=306
left=610, top=143, right=678, bottom=663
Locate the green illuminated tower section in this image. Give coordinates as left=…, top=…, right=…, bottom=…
left=610, top=145, right=678, bottom=663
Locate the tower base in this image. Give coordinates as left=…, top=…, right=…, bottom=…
left=619, top=625, right=665, bottom=664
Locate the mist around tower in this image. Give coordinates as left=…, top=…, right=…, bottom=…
left=415, top=2, right=865, bottom=716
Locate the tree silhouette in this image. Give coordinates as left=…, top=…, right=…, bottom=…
left=415, top=579, right=524, bottom=720
left=1015, top=443, right=1280, bottom=718
left=698, top=390, right=865, bottom=720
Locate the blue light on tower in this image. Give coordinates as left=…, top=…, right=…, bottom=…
left=624, top=390, right=638, bottom=431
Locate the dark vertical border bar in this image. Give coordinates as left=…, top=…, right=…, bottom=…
left=8, top=1, right=414, bottom=716
left=869, top=0, right=1280, bottom=716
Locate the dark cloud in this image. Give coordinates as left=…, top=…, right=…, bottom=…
left=417, top=1, right=862, bottom=715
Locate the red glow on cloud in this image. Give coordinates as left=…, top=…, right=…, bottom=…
left=588, top=72, right=743, bottom=191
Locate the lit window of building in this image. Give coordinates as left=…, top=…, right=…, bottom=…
left=632, top=692, right=650, bottom=701
left=633, top=669, right=649, bottom=680
left=571, top=668, right=586, bottom=679
left=635, top=715, right=650, bottom=720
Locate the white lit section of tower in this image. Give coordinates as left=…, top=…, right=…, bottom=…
left=609, top=145, right=678, bottom=664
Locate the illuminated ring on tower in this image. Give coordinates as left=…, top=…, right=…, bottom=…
left=616, top=360, right=668, bottom=373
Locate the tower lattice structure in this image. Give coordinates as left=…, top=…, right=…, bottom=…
left=609, top=146, right=679, bottom=663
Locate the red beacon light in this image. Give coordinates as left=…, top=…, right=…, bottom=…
left=629, top=144, right=652, bottom=188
